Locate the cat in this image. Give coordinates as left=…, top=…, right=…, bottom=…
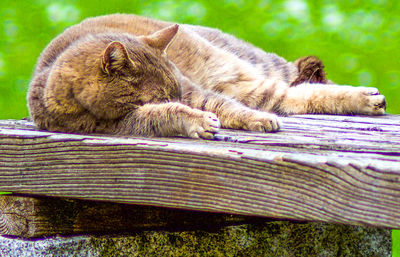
left=27, top=14, right=386, bottom=139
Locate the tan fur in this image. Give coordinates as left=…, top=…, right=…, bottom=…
left=27, top=14, right=386, bottom=139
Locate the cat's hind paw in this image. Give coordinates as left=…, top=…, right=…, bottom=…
left=357, top=87, right=386, bottom=115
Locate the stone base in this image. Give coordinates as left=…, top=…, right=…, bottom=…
left=0, top=221, right=391, bottom=256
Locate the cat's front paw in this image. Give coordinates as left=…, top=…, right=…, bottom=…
left=357, top=87, right=386, bottom=115
left=242, top=111, right=281, bottom=132
left=186, top=112, right=220, bottom=139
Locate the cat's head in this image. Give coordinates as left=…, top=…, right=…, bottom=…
left=98, top=24, right=182, bottom=106
left=46, top=24, right=182, bottom=120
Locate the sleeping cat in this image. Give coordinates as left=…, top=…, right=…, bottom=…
left=27, top=14, right=386, bottom=139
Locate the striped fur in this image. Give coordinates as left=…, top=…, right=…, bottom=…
left=27, top=14, right=386, bottom=139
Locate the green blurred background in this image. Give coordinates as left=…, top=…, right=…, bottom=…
left=1, top=0, right=400, bottom=118
left=0, top=0, right=399, bottom=253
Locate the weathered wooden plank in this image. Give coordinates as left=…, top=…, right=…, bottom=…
left=0, top=195, right=259, bottom=237
left=0, top=115, right=399, bottom=230
left=0, top=216, right=392, bottom=256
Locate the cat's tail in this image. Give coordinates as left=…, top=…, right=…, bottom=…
left=290, top=56, right=327, bottom=87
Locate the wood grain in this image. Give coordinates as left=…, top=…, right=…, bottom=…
left=0, top=115, right=399, bottom=233
left=0, top=195, right=261, bottom=237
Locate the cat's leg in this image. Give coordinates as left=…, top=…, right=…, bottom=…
left=42, top=77, right=219, bottom=138
left=268, top=82, right=386, bottom=115
left=181, top=78, right=281, bottom=132
left=115, top=102, right=220, bottom=139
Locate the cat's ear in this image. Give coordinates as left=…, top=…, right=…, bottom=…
left=101, top=41, right=131, bottom=75
left=143, top=24, right=179, bottom=51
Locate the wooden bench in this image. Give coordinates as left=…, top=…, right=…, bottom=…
left=0, top=115, right=399, bottom=255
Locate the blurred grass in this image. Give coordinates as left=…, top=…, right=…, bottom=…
left=395, top=229, right=400, bottom=257
left=0, top=0, right=399, bottom=253
left=0, top=0, right=399, bottom=119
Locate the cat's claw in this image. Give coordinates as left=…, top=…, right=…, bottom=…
left=243, top=112, right=281, bottom=133
left=361, top=87, right=380, bottom=96
left=357, top=87, right=386, bottom=115
left=187, top=112, right=220, bottom=140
